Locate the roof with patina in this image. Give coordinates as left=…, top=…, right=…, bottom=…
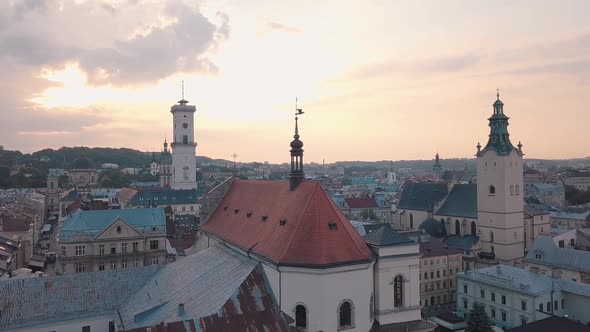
left=397, top=182, right=448, bottom=212
left=435, top=184, right=478, bottom=219
left=200, top=179, right=373, bottom=267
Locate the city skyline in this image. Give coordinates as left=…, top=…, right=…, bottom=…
left=1, top=1, right=590, bottom=163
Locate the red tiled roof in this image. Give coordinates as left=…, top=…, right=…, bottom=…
left=119, top=187, right=139, bottom=206
left=201, top=179, right=373, bottom=267
left=345, top=197, right=379, bottom=209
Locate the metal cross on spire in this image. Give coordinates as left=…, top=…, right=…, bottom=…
left=496, top=88, right=500, bottom=100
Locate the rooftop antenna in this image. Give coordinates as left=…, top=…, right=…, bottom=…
left=496, top=88, right=500, bottom=100
left=179, top=80, right=188, bottom=105
left=182, top=80, right=185, bottom=100
left=231, top=152, right=238, bottom=168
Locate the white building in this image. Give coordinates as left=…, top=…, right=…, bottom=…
left=170, top=98, right=198, bottom=190
left=195, top=120, right=433, bottom=332
left=456, top=264, right=590, bottom=330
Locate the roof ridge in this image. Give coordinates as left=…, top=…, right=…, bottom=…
left=276, top=182, right=319, bottom=263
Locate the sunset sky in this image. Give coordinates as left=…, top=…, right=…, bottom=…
left=1, top=0, right=589, bottom=163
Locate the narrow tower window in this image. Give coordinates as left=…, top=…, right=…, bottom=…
left=394, top=275, right=404, bottom=307
left=489, top=185, right=496, bottom=195
left=295, top=304, right=307, bottom=328
left=510, top=185, right=514, bottom=195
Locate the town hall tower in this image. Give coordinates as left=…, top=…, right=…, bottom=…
left=170, top=96, right=198, bottom=190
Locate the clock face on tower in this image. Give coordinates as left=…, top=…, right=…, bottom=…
left=182, top=122, right=188, bottom=129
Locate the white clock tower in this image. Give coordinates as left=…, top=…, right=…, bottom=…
left=476, top=91, right=524, bottom=265
left=170, top=95, right=198, bottom=190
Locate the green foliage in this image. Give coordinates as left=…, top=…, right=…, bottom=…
left=361, top=208, right=378, bottom=221
left=565, top=185, right=590, bottom=205
left=466, top=302, right=494, bottom=332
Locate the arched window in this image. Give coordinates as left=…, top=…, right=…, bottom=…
left=515, top=185, right=520, bottom=195
left=295, top=304, right=307, bottom=328
left=455, top=220, right=461, bottom=235
left=471, top=221, right=476, bottom=236
left=510, top=185, right=514, bottom=195
left=490, top=231, right=494, bottom=243
left=489, top=185, right=496, bottom=195
left=441, top=219, right=447, bottom=236
left=491, top=245, right=495, bottom=254
left=339, top=301, right=353, bottom=328
left=410, top=213, right=414, bottom=229
left=394, top=275, right=404, bottom=307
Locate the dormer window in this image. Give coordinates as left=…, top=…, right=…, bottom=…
left=116, top=226, right=121, bottom=233
left=328, top=222, right=338, bottom=231
left=280, top=218, right=287, bottom=226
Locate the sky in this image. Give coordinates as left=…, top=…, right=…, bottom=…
left=0, top=0, right=589, bottom=163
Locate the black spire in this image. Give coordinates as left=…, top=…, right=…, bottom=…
left=289, top=102, right=305, bottom=191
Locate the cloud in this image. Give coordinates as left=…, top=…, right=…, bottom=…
left=266, top=20, right=300, bottom=33
left=0, top=1, right=231, bottom=86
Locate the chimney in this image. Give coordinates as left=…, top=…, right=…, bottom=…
left=178, top=303, right=185, bottom=315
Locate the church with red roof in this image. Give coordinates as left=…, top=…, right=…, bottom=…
left=195, top=111, right=432, bottom=332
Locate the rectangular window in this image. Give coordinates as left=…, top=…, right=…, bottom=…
left=132, top=242, right=139, bottom=252
left=122, top=259, right=128, bottom=269
left=110, top=260, right=117, bottom=270
left=110, top=246, right=116, bottom=254
left=430, top=271, right=434, bottom=278
left=82, top=326, right=91, bottom=332
left=481, top=290, right=485, bottom=299
left=491, top=292, right=496, bottom=302
left=134, top=258, right=140, bottom=267
left=502, top=295, right=506, bottom=305
left=437, top=271, right=440, bottom=278
left=464, top=285, right=468, bottom=294
left=443, top=281, right=446, bottom=288
left=424, top=272, right=428, bottom=279
left=501, top=311, right=506, bottom=321
left=182, top=206, right=186, bottom=212
left=437, top=282, right=440, bottom=290
left=450, top=280, right=453, bottom=288
left=61, top=246, right=66, bottom=256
left=561, top=299, right=565, bottom=309
left=521, top=318, right=526, bottom=326
left=121, top=243, right=128, bottom=253
left=151, top=256, right=159, bottom=265
left=455, top=268, right=459, bottom=273
left=150, top=240, right=159, bottom=250
left=539, top=303, right=543, bottom=312
left=554, top=300, right=558, bottom=310
left=190, top=205, right=194, bottom=211
left=425, top=299, right=428, bottom=306
left=75, top=246, right=85, bottom=256
left=99, top=244, right=104, bottom=255
left=450, top=269, right=453, bottom=276
left=98, top=261, right=105, bottom=271
left=559, top=240, right=565, bottom=248
left=443, top=270, right=446, bottom=277
left=521, top=301, right=527, bottom=311
left=463, top=300, right=468, bottom=309
left=491, top=308, right=496, bottom=318
left=75, top=263, right=85, bottom=273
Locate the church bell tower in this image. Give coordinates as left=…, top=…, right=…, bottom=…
left=476, top=91, right=524, bottom=265
left=170, top=85, right=198, bottom=190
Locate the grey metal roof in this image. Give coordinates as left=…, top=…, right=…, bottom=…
left=59, top=207, right=166, bottom=242
left=128, top=188, right=202, bottom=206
left=363, top=224, right=414, bottom=246
left=117, top=245, right=281, bottom=330
left=460, top=264, right=590, bottom=298
left=506, top=316, right=589, bottom=332
left=435, top=184, right=477, bottom=219
left=397, top=182, right=448, bottom=212
left=525, top=235, right=590, bottom=273
left=419, top=217, right=447, bottom=237
left=443, top=235, right=479, bottom=251
left=0, top=265, right=160, bottom=330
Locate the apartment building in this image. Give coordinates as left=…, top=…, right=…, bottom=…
left=420, top=237, right=464, bottom=308
left=57, top=207, right=169, bottom=274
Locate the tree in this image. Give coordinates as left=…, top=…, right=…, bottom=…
left=466, top=302, right=493, bottom=332
left=361, top=208, right=378, bottom=221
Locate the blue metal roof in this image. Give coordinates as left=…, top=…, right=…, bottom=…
left=443, top=235, right=479, bottom=251
left=0, top=265, right=160, bottom=330
left=436, top=184, right=477, bottom=219
left=525, top=235, right=590, bottom=273
left=128, top=188, right=201, bottom=206
left=362, top=223, right=414, bottom=246
left=397, top=182, right=448, bottom=212
left=59, top=207, right=166, bottom=242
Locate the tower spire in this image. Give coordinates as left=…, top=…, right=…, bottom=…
left=178, top=81, right=188, bottom=105
left=290, top=98, right=305, bottom=190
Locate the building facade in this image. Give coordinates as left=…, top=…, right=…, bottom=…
left=456, top=265, right=590, bottom=329
left=170, top=98, right=198, bottom=190
left=524, top=236, right=590, bottom=284
left=420, top=237, right=463, bottom=311
left=57, top=208, right=168, bottom=274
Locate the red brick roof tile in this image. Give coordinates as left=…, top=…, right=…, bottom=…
left=201, top=180, right=373, bottom=267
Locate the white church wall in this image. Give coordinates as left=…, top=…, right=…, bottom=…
left=11, top=315, right=113, bottom=332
